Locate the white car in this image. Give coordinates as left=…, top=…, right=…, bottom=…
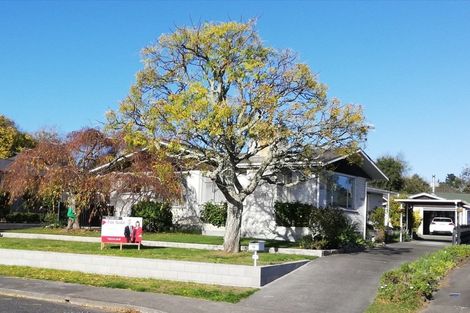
left=429, top=217, right=455, bottom=235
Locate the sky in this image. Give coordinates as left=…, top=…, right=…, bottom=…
left=1, top=0, right=469, bottom=182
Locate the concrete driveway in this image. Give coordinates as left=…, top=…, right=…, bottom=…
left=239, top=241, right=448, bottom=313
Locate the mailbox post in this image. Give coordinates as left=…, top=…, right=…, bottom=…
left=248, top=241, right=265, bottom=266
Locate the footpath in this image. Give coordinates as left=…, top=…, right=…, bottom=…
left=423, top=259, right=470, bottom=313
left=0, top=241, right=447, bottom=313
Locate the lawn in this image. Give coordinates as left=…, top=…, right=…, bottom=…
left=5, top=227, right=298, bottom=248
left=0, top=237, right=314, bottom=265
left=0, top=265, right=256, bottom=303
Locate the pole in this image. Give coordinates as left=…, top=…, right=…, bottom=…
left=399, top=204, right=403, bottom=242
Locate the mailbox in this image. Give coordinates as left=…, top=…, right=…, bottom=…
left=248, top=240, right=265, bottom=252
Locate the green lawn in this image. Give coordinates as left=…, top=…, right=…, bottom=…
left=0, top=237, right=314, bottom=265
left=0, top=265, right=256, bottom=303
left=5, top=227, right=298, bottom=248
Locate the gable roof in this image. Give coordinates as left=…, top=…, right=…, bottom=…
left=324, top=149, right=388, bottom=181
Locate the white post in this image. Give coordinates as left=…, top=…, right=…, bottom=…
left=363, top=181, right=368, bottom=240
left=399, top=204, right=403, bottom=242
left=385, top=193, right=391, bottom=227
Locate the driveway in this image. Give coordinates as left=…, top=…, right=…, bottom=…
left=239, top=241, right=448, bottom=313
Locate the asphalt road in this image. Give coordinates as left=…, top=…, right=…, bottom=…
left=0, top=295, right=110, bottom=313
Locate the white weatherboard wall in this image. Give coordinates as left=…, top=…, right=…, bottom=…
left=0, top=249, right=308, bottom=288
left=176, top=171, right=369, bottom=240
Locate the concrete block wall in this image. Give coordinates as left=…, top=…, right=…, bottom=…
left=0, top=249, right=309, bottom=288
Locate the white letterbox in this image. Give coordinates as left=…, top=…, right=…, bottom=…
left=248, top=240, right=265, bottom=252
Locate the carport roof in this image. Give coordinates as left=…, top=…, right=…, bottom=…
left=395, top=192, right=470, bottom=208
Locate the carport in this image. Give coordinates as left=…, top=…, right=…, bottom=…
left=396, top=193, right=470, bottom=240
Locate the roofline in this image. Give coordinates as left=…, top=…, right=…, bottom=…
left=409, top=192, right=444, bottom=200
left=395, top=199, right=469, bottom=206
left=367, top=186, right=399, bottom=195
left=324, top=149, right=389, bottom=181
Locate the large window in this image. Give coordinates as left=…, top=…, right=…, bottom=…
left=326, top=173, right=355, bottom=210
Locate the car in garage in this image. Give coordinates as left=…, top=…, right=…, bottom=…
left=429, top=217, right=455, bottom=235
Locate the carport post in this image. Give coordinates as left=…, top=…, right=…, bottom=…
left=399, top=204, right=403, bottom=242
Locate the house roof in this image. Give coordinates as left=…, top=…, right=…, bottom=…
left=367, top=186, right=399, bottom=195
left=0, top=156, right=16, bottom=172
left=90, top=146, right=388, bottom=181
left=324, top=149, right=388, bottom=181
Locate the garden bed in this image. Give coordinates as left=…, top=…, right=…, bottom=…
left=366, top=245, right=470, bottom=313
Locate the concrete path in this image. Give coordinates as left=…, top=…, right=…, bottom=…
left=0, top=241, right=447, bottom=313
left=423, top=259, right=470, bottom=313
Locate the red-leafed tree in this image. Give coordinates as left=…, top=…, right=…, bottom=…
left=2, top=128, right=180, bottom=228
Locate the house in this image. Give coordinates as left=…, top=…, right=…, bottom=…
left=396, top=192, right=470, bottom=238
left=165, top=149, right=388, bottom=241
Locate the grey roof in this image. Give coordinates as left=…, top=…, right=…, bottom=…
left=0, top=157, right=16, bottom=172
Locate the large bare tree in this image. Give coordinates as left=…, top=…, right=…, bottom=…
left=107, top=21, right=368, bottom=252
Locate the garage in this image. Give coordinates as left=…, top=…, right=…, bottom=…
left=396, top=193, right=470, bottom=240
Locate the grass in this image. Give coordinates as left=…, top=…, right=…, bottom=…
left=4, top=226, right=298, bottom=248
left=0, top=265, right=257, bottom=303
left=0, top=237, right=314, bottom=265
left=365, top=245, right=470, bottom=313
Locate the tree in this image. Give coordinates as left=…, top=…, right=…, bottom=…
left=0, top=115, right=35, bottom=158
left=370, top=155, right=408, bottom=192
left=2, top=128, right=179, bottom=228
left=403, top=174, right=431, bottom=194
left=107, top=21, right=368, bottom=252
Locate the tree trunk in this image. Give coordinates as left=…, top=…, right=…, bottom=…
left=223, top=202, right=243, bottom=253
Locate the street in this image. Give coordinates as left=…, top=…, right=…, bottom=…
left=0, top=295, right=110, bottom=313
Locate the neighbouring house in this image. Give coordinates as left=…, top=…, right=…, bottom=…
left=111, top=149, right=388, bottom=241
left=396, top=192, right=470, bottom=238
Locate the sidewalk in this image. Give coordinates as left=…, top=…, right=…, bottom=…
left=423, top=259, right=470, bottom=313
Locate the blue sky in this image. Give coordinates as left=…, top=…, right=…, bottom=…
left=1, top=1, right=469, bottom=181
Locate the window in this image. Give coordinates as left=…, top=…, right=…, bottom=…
left=326, top=173, right=355, bottom=209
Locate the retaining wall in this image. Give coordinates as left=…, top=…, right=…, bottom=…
left=0, top=249, right=309, bottom=288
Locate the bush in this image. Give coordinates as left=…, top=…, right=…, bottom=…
left=301, top=207, right=365, bottom=249
left=369, top=206, right=385, bottom=230
left=308, top=207, right=360, bottom=248
left=375, top=245, right=470, bottom=309
left=200, top=202, right=227, bottom=227
left=131, top=201, right=173, bottom=232
left=274, top=201, right=313, bottom=227
left=5, top=212, right=41, bottom=223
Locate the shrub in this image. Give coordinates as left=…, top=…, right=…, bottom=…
left=131, top=201, right=173, bottom=232
left=308, top=207, right=354, bottom=249
left=274, top=201, right=312, bottom=227
left=200, top=202, right=227, bottom=227
left=369, top=206, right=385, bottom=230
left=5, top=212, right=41, bottom=223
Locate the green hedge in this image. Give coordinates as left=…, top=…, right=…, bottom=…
left=274, top=201, right=312, bottom=227
left=200, top=202, right=227, bottom=227
left=131, top=201, right=173, bottom=232
left=368, top=245, right=470, bottom=312
left=5, top=212, right=42, bottom=223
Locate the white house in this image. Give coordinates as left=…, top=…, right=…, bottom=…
left=166, top=149, right=388, bottom=241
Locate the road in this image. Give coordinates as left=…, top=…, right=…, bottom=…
left=0, top=295, right=110, bottom=313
